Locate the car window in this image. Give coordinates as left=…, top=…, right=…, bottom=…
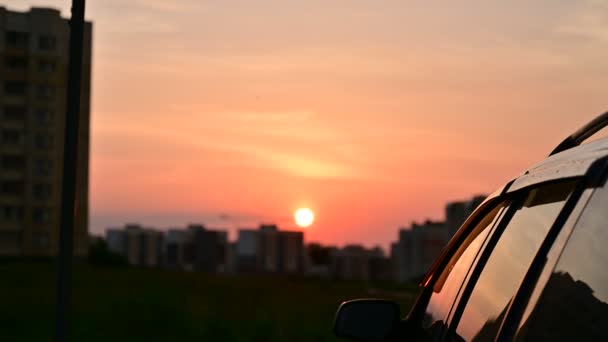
left=516, top=183, right=608, bottom=341
left=509, top=187, right=593, bottom=338
left=452, top=180, right=577, bottom=341
left=421, top=202, right=506, bottom=339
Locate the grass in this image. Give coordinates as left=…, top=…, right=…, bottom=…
left=0, top=261, right=418, bottom=341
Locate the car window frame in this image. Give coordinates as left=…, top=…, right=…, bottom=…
left=510, top=185, right=595, bottom=341
left=418, top=200, right=510, bottom=338
left=445, top=177, right=587, bottom=341
left=405, top=156, right=608, bottom=341
left=495, top=156, right=608, bottom=341
left=406, top=186, right=515, bottom=328
left=502, top=181, right=608, bottom=341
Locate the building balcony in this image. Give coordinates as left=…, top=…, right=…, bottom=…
left=0, top=169, right=26, bottom=179
left=3, top=69, right=28, bottom=80
left=0, top=220, right=23, bottom=232
left=4, top=46, right=29, bottom=55
left=0, top=119, right=25, bottom=129
left=0, top=94, right=28, bottom=105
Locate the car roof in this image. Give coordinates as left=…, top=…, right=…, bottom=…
left=507, top=136, right=608, bottom=193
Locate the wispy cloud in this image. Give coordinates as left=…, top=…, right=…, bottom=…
left=112, top=14, right=179, bottom=34
left=555, top=0, right=608, bottom=44
left=94, top=122, right=375, bottom=181
left=231, top=144, right=362, bottom=179
left=132, top=0, right=201, bottom=13
left=223, top=110, right=315, bottom=122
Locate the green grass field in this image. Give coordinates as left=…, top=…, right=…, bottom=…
left=0, top=262, right=418, bottom=341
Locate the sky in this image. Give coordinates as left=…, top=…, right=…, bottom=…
left=6, top=0, right=608, bottom=249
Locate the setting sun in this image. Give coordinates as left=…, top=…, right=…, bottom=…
left=294, top=208, right=315, bottom=228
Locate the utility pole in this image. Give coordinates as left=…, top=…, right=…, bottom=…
left=55, top=1, right=86, bottom=341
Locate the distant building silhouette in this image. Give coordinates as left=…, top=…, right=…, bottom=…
left=331, top=245, right=390, bottom=281
left=107, top=223, right=229, bottom=272
left=393, top=220, right=447, bottom=282
left=446, top=202, right=467, bottom=239
left=236, top=228, right=259, bottom=273
left=106, top=224, right=163, bottom=267
left=305, top=243, right=337, bottom=278
left=446, top=195, right=485, bottom=237
left=101, top=193, right=486, bottom=283
left=236, top=224, right=304, bottom=274
left=188, top=224, right=228, bottom=273
left=392, top=195, right=486, bottom=282
left=333, top=245, right=372, bottom=280
left=0, top=7, right=92, bottom=257
left=164, top=228, right=188, bottom=269
left=369, top=247, right=393, bottom=282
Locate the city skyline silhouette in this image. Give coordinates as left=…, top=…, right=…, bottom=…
left=5, top=0, right=608, bottom=248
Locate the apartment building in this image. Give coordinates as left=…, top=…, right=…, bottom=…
left=0, top=7, right=92, bottom=257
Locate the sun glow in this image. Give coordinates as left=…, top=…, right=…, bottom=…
left=294, top=208, right=315, bottom=228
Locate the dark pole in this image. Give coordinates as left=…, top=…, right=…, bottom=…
left=55, top=1, right=86, bottom=341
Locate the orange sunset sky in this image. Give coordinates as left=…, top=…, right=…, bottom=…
left=7, top=0, right=608, bottom=248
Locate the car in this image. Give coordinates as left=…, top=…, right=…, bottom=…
left=333, top=111, right=608, bottom=342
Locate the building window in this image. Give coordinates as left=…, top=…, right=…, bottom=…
left=1, top=206, right=24, bottom=221
left=1, top=129, right=23, bottom=145
left=0, top=181, right=25, bottom=196
left=35, top=232, right=50, bottom=248
left=4, top=81, right=27, bottom=96
left=1, top=155, right=26, bottom=171
left=33, top=208, right=52, bottom=223
left=3, top=106, right=26, bottom=121
left=38, top=35, right=57, bottom=51
left=6, top=31, right=29, bottom=49
left=34, top=133, right=53, bottom=150
left=5, top=56, right=28, bottom=70
left=35, top=109, right=53, bottom=124
left=34, top=159, right=53, bottom=176
left=37, top=84, right=55, bottom=100
left=33, top=183, right=52, bottom=200
left=38, top=60, right=57, bottom=73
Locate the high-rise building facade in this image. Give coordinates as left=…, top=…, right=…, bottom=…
left=0, top=7, right=92, bottom=257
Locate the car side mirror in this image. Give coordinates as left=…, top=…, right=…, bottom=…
left=333, top=299, right=401, bottom=341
